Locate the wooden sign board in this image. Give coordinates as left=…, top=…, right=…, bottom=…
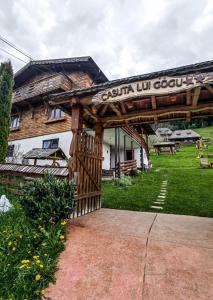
left=92, top=73, right=213, bottom=103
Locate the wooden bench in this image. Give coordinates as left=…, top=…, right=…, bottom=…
left=200, top=158, right=213, bottom=168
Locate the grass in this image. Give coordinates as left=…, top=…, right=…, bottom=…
left=102, top=126, right=213, bottom=218
left=0, top=184, right=67, bottom=300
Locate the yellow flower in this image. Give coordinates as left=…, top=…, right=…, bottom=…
left=41, top=290, right=45, bottom=295
left=39, top=264, right=44, bottom=269
left=21, top=260, right=30, bottom=264
left=59, top=235, right=65, bottom=240
left=33, top=255, right=39, bottom=259
left=44, top=254, right=48, bottom=257
left=8, top=241, right=12, bottom=246
left=12, top=247, right=16, bottom=251
left=36, top=259, right=41, bottom=264
left=19, top=264, right=27, bottom=269
left=60, top=220, right=67, bottom=226
left=35, top=274, right=41, bottom=281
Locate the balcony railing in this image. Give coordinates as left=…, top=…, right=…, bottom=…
left=117, top=160, right=137, bottom=175
left=13, top=73, right=72, bottom=103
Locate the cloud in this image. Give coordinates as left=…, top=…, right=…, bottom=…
left=0, top=0, right=212, bottom=79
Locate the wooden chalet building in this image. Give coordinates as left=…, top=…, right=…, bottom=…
left=8, top=57, right=151, bottom=171
left=5, top=57, right=213, bottom=216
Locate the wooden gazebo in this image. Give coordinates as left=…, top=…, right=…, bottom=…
left=47, top=60, right=213, bottom=216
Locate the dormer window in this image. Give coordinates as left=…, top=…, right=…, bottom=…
left=10, top=115, right=20, bottom=129
left=48, top=107, right=65, bottom=119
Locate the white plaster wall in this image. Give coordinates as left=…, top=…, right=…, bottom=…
left=134, top=148, right=148, bottom=168
left=8, top=131, right=73, bottom=166
left=102, top=143, right=111, bottom=170
left=8, top=131, right=112, bottom=169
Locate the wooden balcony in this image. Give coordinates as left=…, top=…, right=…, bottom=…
left=13, top=73, right=72, bottom=103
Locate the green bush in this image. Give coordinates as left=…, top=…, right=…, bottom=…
left=20, top=173, right=75, bottom=225
left=114, top=175, right=133, bottom=187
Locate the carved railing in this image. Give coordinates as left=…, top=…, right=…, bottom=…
left=117, top=159, right=137, bottom=175
left=13, top=73, right=72, bottom=103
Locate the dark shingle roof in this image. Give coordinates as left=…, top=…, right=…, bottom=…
left=23, top=148, right=67, bottom=160
left=156, top=128, right=173, bottom=136
left=169, top=130, right=200, bottom=140
left=0, top=163, right=68, bottom=177
left=15, top=56, right=108, bottom=87
left=48, top=59, right=213, bottom=101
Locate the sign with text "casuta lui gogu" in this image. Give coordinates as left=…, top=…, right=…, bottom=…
left=92, top=73, right=213, bottom=103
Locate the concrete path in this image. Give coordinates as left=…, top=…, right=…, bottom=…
left=46, top=209, right=213, bottom=300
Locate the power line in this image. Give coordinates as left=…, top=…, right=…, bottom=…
left=0, top=35, right=33, bottom=60
left=0, top=47, right=28, bottom=63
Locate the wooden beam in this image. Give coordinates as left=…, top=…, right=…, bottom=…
left=84, top=107, right=99, bottom=122
left=71, top=104, right=83, bottom=131
left=186, top=90, right=191, bottom=105
left=120, top=102, right=126, bottom=114
left=101, top=103, right=213, bottom=125
left=95, top=122, right=104, bottom=140
left=205, top=84, right=213, bottom=94
left=151, top=96, right=157, bottom=110
left=99, top=104, right=108, bottom=116
left=186, top=111, right=191, bottom=122
left=192, top=87, right=201, bottom=107
left=154, top=115, right=158, bottom=124
left=109, top=103, right=122, bottom=117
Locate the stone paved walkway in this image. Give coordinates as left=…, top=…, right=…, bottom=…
left=45, top=209, right=213, bottom=300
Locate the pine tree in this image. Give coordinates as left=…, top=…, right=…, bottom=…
left=0, top=61, right=14, bottom=162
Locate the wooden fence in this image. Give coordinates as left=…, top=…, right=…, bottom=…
left=0, top=163, right=69, bottom=196
left=117, top=160, right=137, bottom=176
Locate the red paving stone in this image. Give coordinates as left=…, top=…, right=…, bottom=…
left=45, top=209, right=213, bottom=300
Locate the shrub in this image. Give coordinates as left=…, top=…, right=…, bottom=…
left=20, top=173, right=75, bottom=225
left=129, top=169, right=139, bottom=177
left=113, top=175, right=133, bottom=187
left=0, top=61, right=13, bottom=162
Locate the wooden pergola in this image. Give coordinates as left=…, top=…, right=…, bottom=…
left=47, top=62, right=213, bottom=216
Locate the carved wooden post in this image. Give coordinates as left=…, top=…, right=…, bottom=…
left=115, top=127, right=118, bottom=177
left=68, top=103, right=83, bottom=181
left=131, top=141, right=134, bottom=160
left=95, top=122, right=103, bottom=140
left=140, top=147, right=144, bottom=171
left=124, top=135, right=126, bottom=161
left=117, top=127, right=121, bottom=178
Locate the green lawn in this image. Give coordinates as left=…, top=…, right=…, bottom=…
left=102, top=126, right=213, bottom=217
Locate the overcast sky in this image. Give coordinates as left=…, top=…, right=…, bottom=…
left=0, top=0, right=212, bottom=80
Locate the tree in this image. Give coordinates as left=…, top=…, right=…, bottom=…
left=0, top=61, right=13, bottom=162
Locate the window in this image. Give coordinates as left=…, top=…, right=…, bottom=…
left=48, top=107, right=65, bottom=119
left=42, top=138, right=59, bottom=149
left=10, top=115, right=20, bottom=129
left=7, top=145, right=14, bottom=157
